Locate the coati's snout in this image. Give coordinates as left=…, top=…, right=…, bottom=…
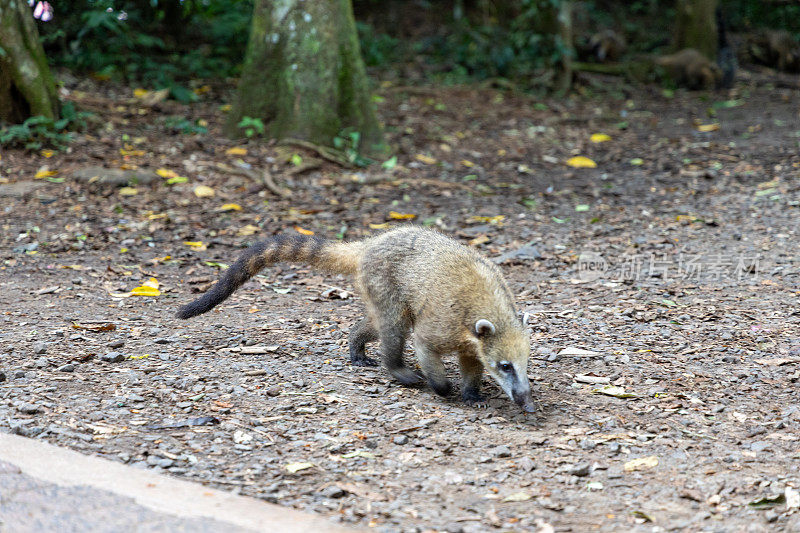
left=475, top=319, right=535, bottom=413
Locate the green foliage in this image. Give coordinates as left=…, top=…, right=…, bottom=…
left=40, top=1, right=253, bottom=88
left=357, top=22, right=400, bottom=66
left=237, top=116, right=265, bottom=138
left=163, top=116, right=208, bottom=135
left=333, top=128, right=374, bottom=167
left=412, top=1, right=569, bottom=84
left=0, top=103, right=91, bottom=150
left=725, top=0, right=800, bottom=34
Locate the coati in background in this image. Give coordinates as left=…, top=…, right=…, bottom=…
left=176, top=227, right=536, bottom=413
left=655, top=7, right=735, bottom=90
left=655, top=49, right=722, bottom=89
left=589, top=29, right=627, bottom=62
left=747, top=29, right=800, bottom=72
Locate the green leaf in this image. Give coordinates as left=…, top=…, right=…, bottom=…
left=575, top=204, right=590, bottom=212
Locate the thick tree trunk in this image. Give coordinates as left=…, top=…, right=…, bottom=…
left=675, top=0, right=718, bottom=59
left=0, top=0, right=59, bottom=123
left=226, top=0, right=384, bottom=156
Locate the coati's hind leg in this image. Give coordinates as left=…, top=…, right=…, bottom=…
left=459, top=353, right=487, bottom=407
left=348, top=318, right=378, bottom=367
left=379, top=324, right=422, bottom=386
left=413, top=337, right=452, bottom=397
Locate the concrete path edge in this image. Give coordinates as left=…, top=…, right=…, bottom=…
left=0, top=432, right=357, bottom=533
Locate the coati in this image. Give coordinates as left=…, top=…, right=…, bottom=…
left=656, top=8, right=735, bottom=90
left=655, top=49, right=722, bottom=90
left=589, top=29, right=626, bottom=62
left=747, top=30, right=800, bottom=73
left=176, top=227, right=536, bottom=413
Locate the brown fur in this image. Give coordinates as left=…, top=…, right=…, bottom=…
left=176, top=228, right=535, bottom=412
left=656, top=48, right=722, bottom=89
left=589, top=29, right=626, bottom=62
left=748, top=30, right=800, bottom=72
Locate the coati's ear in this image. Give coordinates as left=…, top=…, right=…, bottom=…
left=521, top=312, right=531, bottom=326
left=474, top=319, right=495, bottom=337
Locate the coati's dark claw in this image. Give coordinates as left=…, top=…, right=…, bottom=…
left=351, top=355, right=379, bottom=367
left=461, top=388, right=488, bottom=408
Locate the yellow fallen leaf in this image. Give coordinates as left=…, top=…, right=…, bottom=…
left=369, top=223, right=390, bottom=229
left=142, top=278, right=159, bottom=289
left=285, top=462, right=314, bottom=473
left=566, top=156, right=597, bottom=168
left=389, top=211, right=416, bottom=220
left=219, top=104, right=232, bottom=112
left=156, top=168, right=178, bottom=178
left=467, top=215, right=505, bottom=225
left=696, top=123, right=719, bottom=132
left=624, top=456, right=658, bottom=472
left=146, top=212, right=168, bottom=220
left=237, top=225, right=260, bottom=236
left=119, top=187, right=138, bottom=196
left=40, top=150, right=54, bottom=158
left=591, top=133, right=611, bottom=143
left=193, top=85, right=211, bottom=95
left=133, top=88, right=149, bottom=98
left=295, top=226, right=314, bottom=235
left=183, top=241, right=207, bottom=250
left=497, top=149, right=507, bottom=156
left=461, top=160, right=475, bottom=167
left=415, top=154, right=437, bottom=165
left=119, top=149, right=145, bottom=157
left=194, top=185, right=215, bottom=198
left=217, top=203, right=242, bottom=212
left=34, top=169, right=57, bottom=179
left=226, top=147, right=248, bottom=156
left=130, top=286, right=160, bottom=296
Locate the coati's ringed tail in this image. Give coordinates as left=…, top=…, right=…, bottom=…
left=175, top=234, right=361, bottom=319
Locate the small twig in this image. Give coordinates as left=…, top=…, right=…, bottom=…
left=215, top=162, right=291, bottom=198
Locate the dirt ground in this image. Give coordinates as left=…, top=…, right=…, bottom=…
left=1, top=70, right=799, bottom=532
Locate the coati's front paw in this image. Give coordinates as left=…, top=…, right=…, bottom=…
left=461, top=388, right=488, bottom=408
left=388, top=366, right=424, bottom=386
left=350, top=355, right=379, bottom=367
left=427, top=378, right=453, bottom=397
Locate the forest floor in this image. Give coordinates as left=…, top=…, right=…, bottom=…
left=1, top=70, right=799, bottom=533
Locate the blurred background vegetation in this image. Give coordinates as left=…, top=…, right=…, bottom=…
left=34, top=0, right=800, bottom=94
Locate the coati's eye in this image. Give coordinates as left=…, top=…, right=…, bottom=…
left=499, top=362, right=513, bottom=373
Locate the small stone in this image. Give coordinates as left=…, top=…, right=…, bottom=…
left=100, top=352, right=125, bottom=363
left=266, top=386, right=282, bottom=397
left=33, top=342, right=47, bottom=354
left=153, top=337, right=173, bottom=344
left=518, top=456, right=536, bottom=472
left=579, top=438, right=596, bottom=450
left=0, top=371, right=5, bottom=382
left=569, top=462, right=592, bottom=477
left=35, top=357, right=49, bottom=368
left=17, top=402, right=42, bottom=414
left=750, top=441, right=770, bottom=452
left=13, top=370, right=26, bottom=379
left=58, top=364, right=75, bottom=373
left=319, top=485, right=346, bottom=499
left=393, top=435, right=409, bottom=445
left=491, top=445, right=511, bottom=458
left=108, top=340, right=125, bottom=349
